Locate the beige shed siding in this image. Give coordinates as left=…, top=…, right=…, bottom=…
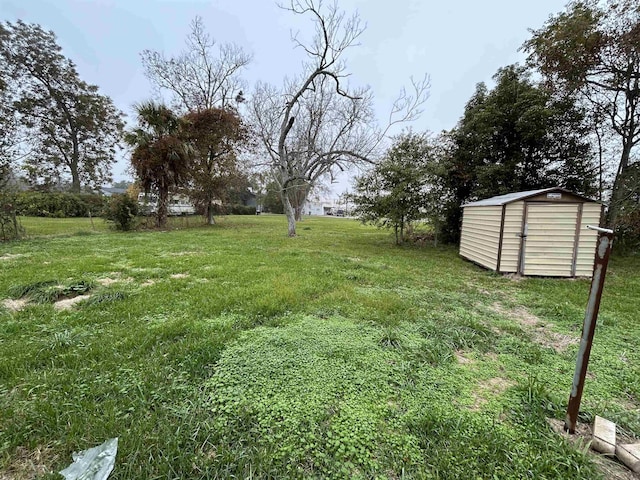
left=499, top=202, right=524, bottom=273
left=460, top=206, right=502, bottom=270
left=574, top=203, right=602, bottom=276
left=523, top=203, right=579, bottom=276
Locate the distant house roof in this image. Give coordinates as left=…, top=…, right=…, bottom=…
left=462, top=187, right=599, bottom=207
left=101, top=187, right=127, bottom=196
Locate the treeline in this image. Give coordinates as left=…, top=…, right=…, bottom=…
left=1, top=0, right=639, bottom=243
left=350, top=64, right=639, bottom=251
left=349, top=0, right=640, bottom=251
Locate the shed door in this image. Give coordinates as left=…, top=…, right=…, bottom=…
left=522, top=203, right=579, bottom=277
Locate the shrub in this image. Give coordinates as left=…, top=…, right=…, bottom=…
left=616, top=210, right=640, bottom=254
left=14, top=192, right=106, bottom=217
left=207, top=204, right=256, bottom=216
left=228, top=204, right=256, bottom=215
left=104, top=194, right=139, bottom=231
left=0, top=193, right=24, bottom=241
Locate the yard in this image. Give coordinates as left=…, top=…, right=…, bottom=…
left=1, top=215, right=638, bottom=479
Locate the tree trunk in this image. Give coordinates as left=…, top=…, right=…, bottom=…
left=283, top=193, right=297, bottom=237
left=606, top=140, right=633, bottom=226
left=70, top=139, right=81, bottom=193
left=157, top=186, right=169, bottom=229
left=207, top=200, right=216, bottom=225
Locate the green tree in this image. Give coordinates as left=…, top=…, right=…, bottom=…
left=439, top=65, right=596, bottom=243
left=0, top=21, right=124, bottom=192
left=615, top=161, right=640, bottom=251
left=125, top=101, right=190, bottom=228
left=182, top=107, right=248, bottom=224
left=350, top=132, right=435, bottom=245
left=261, top=180, right=284, bottom=214
left=523, top=0, right=640, bottom=225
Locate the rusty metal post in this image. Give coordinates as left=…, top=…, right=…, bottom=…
left=565, top=225, right=614, bottom=433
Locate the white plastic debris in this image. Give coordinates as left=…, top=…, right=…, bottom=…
left=59, top=437, right=118, bottom=480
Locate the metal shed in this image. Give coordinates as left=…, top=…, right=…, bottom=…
left=459, top=188, right=603, bottom=277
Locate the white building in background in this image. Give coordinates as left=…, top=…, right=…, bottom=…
left=305, top=198, right=334, bottom=216
left=303, top=191, right=351, bottom=216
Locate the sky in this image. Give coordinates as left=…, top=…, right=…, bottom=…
left=1, top=0, right=571, bottom=196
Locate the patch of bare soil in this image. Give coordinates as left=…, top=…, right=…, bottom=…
left=455, top=350, right=475, bottom=365
left=547, top=418, right=639, bottom=480
left=141, top=280, right=156, bottom=287
left=53, top=294, right=91, bottom=310
left=2, top=298, right=28, bottom=312
left=470, top=377, right=515, bottom=411
left=491, top=302, right=577, bottom=353
left=168, top=251, right=200, bottom=257
left=0, top=253, right=24, bottom=261
left=0, top=446, right=57, bottom=480
left=503, top=273, right=525, bottom=282
left=170, top=273, right=189, bottom=279
left=97, top=276, right=133, bottom=286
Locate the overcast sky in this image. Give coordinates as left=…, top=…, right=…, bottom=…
left=1, top=0, right=570, bottom=194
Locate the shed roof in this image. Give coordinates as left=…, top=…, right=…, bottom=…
left=462, top=187, right=598, bottom=207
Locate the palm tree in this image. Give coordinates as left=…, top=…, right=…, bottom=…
left=125, top=101, right=190, bottom=228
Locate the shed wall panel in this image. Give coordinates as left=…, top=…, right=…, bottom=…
left=460, top=206, right=502, bottom=270
left=499, top=202, right=524, bottom=272
left=523, top=203, right=579, bottom=277
left=574, top=203, right=602, bottom=276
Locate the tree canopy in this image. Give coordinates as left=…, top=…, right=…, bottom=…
left=437, top=65, right=597, bottom=243
left=0, top=20, right=124, bottom=192
left=125, top=101, right=191, bottom=228
left=182, top=107, right=248, bottom=224
left=523, top=0, right=640, bottom=224
left=350, top=132, right=436, bottom=245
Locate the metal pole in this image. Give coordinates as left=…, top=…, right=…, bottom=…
left=565, top=225, right=614, bottom=433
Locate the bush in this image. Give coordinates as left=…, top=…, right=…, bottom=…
left=228, top=204, right=256, bottom=215
left=104, top=194, right=139, bottom=231
left=14, top=192, right=106, bottom=217
left=616, top=210, right=640, bottom=254
left=214, top=204, right=256, bottom=215
left=0, top=193, right=24, bottom=241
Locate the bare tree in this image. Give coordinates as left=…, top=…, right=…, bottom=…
left=141, top=16, right=252, bottom=112
left=251, top=0, right=429, bottom=236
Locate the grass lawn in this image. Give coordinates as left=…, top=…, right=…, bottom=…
left=1, top=215, right=638, bottom=479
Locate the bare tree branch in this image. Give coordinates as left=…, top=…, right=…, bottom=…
left=141, top=16, right=252, bottom=113
left=250, top=1, right=429, bottom=236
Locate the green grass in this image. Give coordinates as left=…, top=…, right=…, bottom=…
left=0, top=215, right=638, bottom=479
left=18, top=214, right=203, bottom=237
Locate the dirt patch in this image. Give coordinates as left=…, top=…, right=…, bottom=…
left=0, top=253, right=24, bottom=261
left=491, top=302, right=539, bottom=327
left=491, top=302, right=577, bottom=353
left=2, top=298, right=28, bottom=312
left=0, top=445, right=57, bottom=480
left=170, top=273, right=189, bottom=279
left=547, top=418, right=639, bottom=480
left=141, top=280, right=156, bottom=287
left=470, top=376, right=515, bottom=411
left=541, top=330, right=578, bottom=353
left=97, top=276, right=133, bottom=286
left=455, top=350, right=475, bottom=365
left=53, top=294, right=91, bottom=310
left=503, top=273, right=525, bottom=282
left=168, top=251, right=200, bottom=257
